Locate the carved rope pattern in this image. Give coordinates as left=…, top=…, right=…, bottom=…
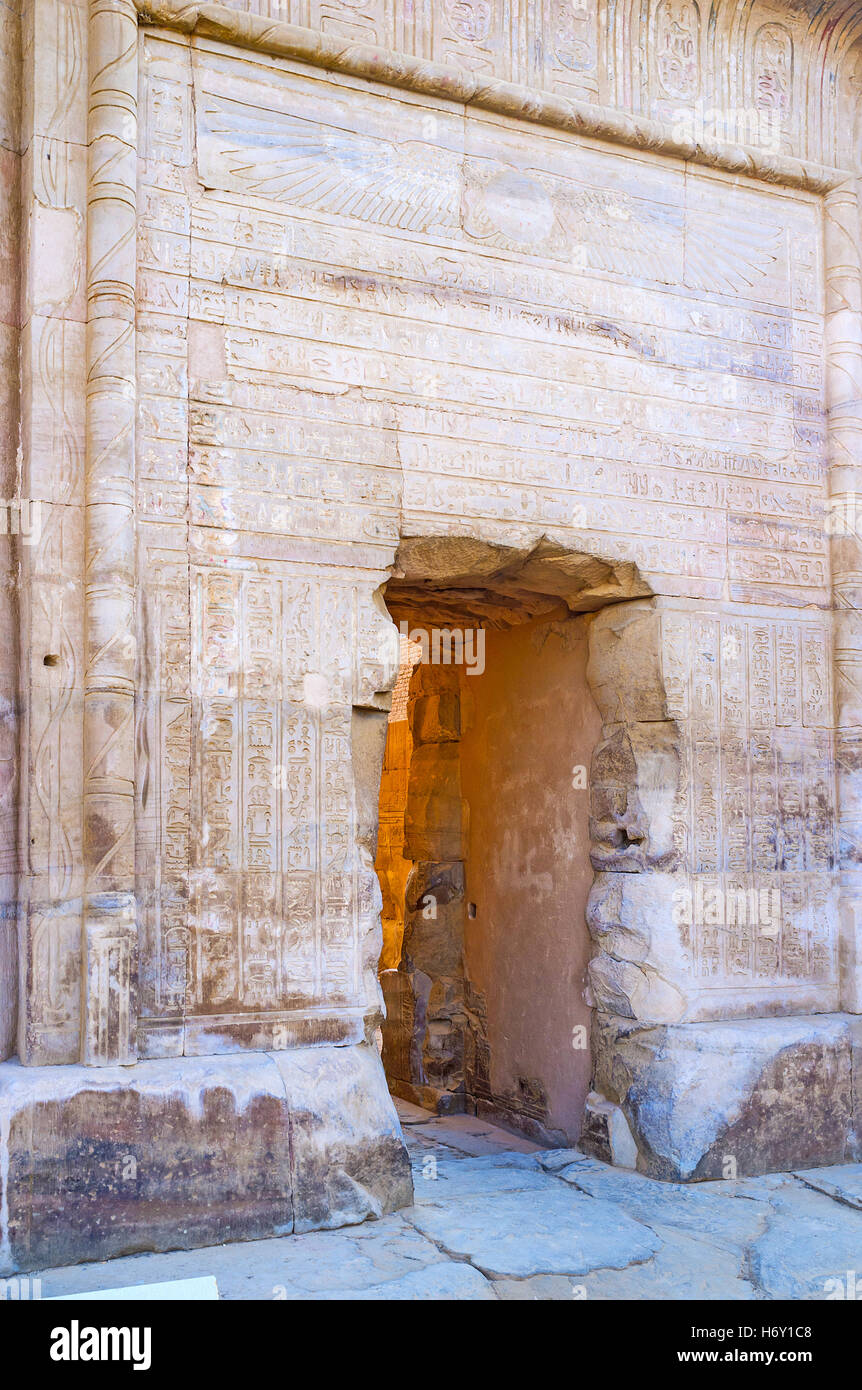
left=81, top=0, right=139, bottom=1063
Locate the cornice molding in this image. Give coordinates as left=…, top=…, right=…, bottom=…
left=135, top=0, right=850, bottom=195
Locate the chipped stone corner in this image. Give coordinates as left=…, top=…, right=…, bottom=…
left=591, top=1012, right=862, bottom=1182
left=580, top=1091, right=639, bottom=1169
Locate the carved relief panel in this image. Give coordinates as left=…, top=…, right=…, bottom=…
left=136, top=28, right=834, bottom=1052
left=536, top=0, right=600, bottom=101
left=205, top=0, right=862, bottom=167
left=588, top=598, right=838, bottom=1024
left=649, top=0, right=702, bottom=125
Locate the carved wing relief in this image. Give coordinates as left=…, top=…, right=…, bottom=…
left=463, top=162, right=784, bottom=296
left=197, top=91, right=462, bottom=235
left=197, top=86, right=785, bottom=298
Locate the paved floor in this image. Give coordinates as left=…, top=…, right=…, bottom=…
left=29, top=1099, right=862, bottom=1300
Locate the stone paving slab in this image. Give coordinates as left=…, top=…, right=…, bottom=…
left=405, top=1185, right=661, bottom=1278
left=551, top=1154, right=773, bottom=1251
left=746, top=1183, right=862, bottom=1300
left=23, top=1107, right=862, bottom=1301
left=793, top=1164, right=862, bottom=1211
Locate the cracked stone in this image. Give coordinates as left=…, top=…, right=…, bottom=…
left=748, top=1182, right=862, bottom=1299
left=793, top=1164, right=862, bottom=1211
left=580, top=1225, right=757, bottom=1301
left=405, top=1184, right=660, bottom=1278
left=411, top=1153, right=557, bottom=1203
left=554, top=1156, right=772, bottom=1253
left=315, top=1263, right=496, bottom=1300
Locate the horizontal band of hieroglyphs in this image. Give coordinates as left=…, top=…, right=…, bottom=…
left=139, top=187, right=823, bottom=352
left=134, top=443, right=831, bottom=563
left=135, top=364, right=827, bottom=507
left=135, top=343, right=819, bottom=464
left=138, top=232, right=822, bottom=392
left=135, top=342, right=825, bottom=490
left=134, top=292, right=824, bottom=459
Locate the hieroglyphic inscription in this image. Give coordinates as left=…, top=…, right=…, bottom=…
left=185, top=44, right=826, bottom=606
left=135, top=31, right=835, bottom=1049
left=662, top=607, right=836, bottom=998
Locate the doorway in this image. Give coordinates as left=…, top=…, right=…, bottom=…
left=373, top=535, right=631, bottom=1145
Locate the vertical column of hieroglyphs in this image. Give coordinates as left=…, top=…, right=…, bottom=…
left=17, top=0, right=88, bottom=1064
left=184, top=562, right=374, bottom=1051
left=80, top=0, right=138, bottom=1063
left=424, top=0, right=515, bottom=82
left=0, top=0, right=20, bottom=1059
left=659, top=605, right=835, bottom=1013
left=135, top=30, right=191, bottom=1059
left=279, top=577, right=319, bottom=1018
left=187, top=568, right=284, bottom=1041
left=825, top=179, right=862, bottom=1014
left=177, top=41, right=405, bottom=1051
left=530, top=0, right=600, bottom=103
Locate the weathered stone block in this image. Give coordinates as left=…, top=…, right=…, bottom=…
left=587, top=871, right=841, bottom=1024
left=593, top=1012, right=858, bottom=1181
left=578, top=1091, right=639, bottom=1169
left=589, top=723, right=680, bottom=872
left=0, top=1044, right=412, bottom=1274
left=411, top=693, right=461, bottom=745
left=404, top=743, right=465, bottom=861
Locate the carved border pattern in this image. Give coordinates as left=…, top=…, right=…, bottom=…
left=81, top=0, right=139, bottom=1064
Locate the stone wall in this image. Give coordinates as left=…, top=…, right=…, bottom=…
left=461, top=616, right=599, bottom=1144
left=2, top=0, right=862, bottom=1269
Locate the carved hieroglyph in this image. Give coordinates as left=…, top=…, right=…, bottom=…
left=130, top=14, right=859, bottom=1053
left=136, top=0, right=862, bottom=169
left=2, top=0, right=862, bottom=1272
left=588, top=599, right=838, bottom=1024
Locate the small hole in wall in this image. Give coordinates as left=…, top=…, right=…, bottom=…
left=467, top=902, right=477, bottom=919
left=43, top=654, right=60, bottom=667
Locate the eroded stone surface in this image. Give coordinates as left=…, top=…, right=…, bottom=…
left=28, top=1109, right=862, bottom=1300
left=406, top=1186, right=661, bottom=1279
left=793, top=1165, right=862, bottom=1211
left=4, top=0, right=862, bottom=1272
left=748, top=1182, right=862, bottom=1300
left=0, top=1044, right=411, bottom=1275
left=593, top=1012, right=858, bottom=1179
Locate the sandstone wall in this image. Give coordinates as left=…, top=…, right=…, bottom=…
left=15, top=0, right=89, bottom=1067
left=375, top=716, right=412, bottom=974
left=141, top=0, right=862, bottom=171
left=460, top=616, right=599, bottom=1143
left=0, top=0, right=20, bottom=1061
left=3, top=0, right=862, bottom=1270
left=128, top=18, right=841, bottom=1064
